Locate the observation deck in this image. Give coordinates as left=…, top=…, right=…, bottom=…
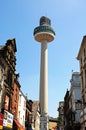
left=33, top=16, right=55, bottom=43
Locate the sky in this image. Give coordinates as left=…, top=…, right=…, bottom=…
left=0, top=0, right=86, bottom=118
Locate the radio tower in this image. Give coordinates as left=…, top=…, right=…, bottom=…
left=33, top=16, right=55, bottom=130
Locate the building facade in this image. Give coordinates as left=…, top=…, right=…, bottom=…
left=0, top=38, right=33, bottom=130
left=12, top=74, right=20, bottom=118
left=32, top=101, right=40, bottom=130
left=64, top=89, right=70, bottom=130
left=25, top=99, right=33, bottom=130
left=0, top=39, right=17, bottom=130
left=57, top=101, right=64, bottom=130
left=18, top=90, right=26, bottom=129
left=0, top=39, right=17, bottom=113
left=64, top=72, right=82, bottom=130
left=77, top=36, right=86, bottom=130
left=70, top=72, right=82, bottom=130
left=48, top=117, right=57, bottom=130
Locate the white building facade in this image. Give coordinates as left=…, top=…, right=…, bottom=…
left=18, top=90, right=26, bottom=128
left=64, top=72, right=82, bottom=130
left=70, top=72, right=82, bottom=124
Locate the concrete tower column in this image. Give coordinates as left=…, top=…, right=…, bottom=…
left=33, top=16, right=55, bottom=130
left=40, top=41, right=48, bottom=114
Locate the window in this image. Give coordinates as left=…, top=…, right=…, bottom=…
left=23, top=115, right=24, bottom=123
left=7, top=70, right=12, bottom=87
left=80, top=58, right=82, bottom=64
left=82, top=76, right=83, bottom=88
left=85, top=70, right=86, bottom=86
left=24, top=100, right=26, bottom=109
left=84, top=48, right=85, bottom=57
left=0, top=67, right=3, bottom=82
left=19, top=94, right=21, bottom=105
left=19, top=111, right=20, bottom=119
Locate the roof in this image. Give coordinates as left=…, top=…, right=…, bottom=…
left=49, top=117, right=57, bottom=122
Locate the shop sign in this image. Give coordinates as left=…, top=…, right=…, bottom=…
left=3, top=110, right=13, bottom=128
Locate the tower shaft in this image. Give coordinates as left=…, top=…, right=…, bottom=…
left=40, top=40, right=48, bottom=115
left=40, top=41, right=48, bottom=130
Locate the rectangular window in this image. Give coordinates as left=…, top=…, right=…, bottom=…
left=84, top=48, right=85, bottom=57
left=19, top=111, right=20, bottom=119
left=19, top=95, right=21, bottom=105
left=24, top=101, right=26, bottom=108
left=81, top=58, right=82, bottom=64
left=4, top=95, right=9, bottom=110
left=82, top=76, right=83, bottom=88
